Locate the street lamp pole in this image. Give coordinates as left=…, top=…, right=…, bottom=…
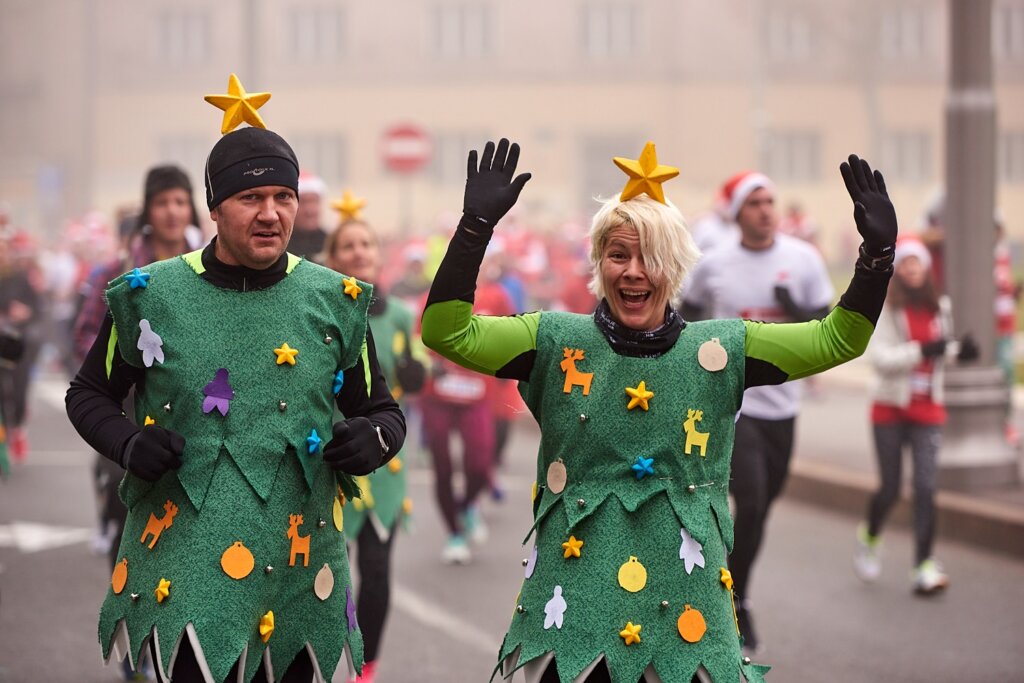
left=941, top=0, right=1019, bottom=489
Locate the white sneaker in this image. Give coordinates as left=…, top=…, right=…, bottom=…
left=913, top=558, right=949, bottom=595
left=463, top=505, right=489, bottom=545
left=441, top=535, right=472, bottom=565
left=853, top=525, right=881, bottom=583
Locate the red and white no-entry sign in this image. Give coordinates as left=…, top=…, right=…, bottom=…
left=381, top=124, right=433, bottom=174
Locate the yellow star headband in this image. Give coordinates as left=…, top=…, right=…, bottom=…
left=204, top=73, right=271, bottom=135
left=331, top=190, right=368, bottom=222
left=613, top=141, right=680, bottom=204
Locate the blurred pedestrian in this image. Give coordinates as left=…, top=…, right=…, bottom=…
left=66, top=81, right=404, bottom=683
left=423, top=139, right=897, bottom=682
left=681, top=170, right=835, bottom=654
left=0, top=231, right=41, bottom=463
left=323, top=208, right=426, bottom=683
left=854, top=237, right=978, bottom=595
left=289, top=170, right=328, bottom=260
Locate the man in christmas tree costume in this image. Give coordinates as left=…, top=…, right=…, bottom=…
left=422, top=139, right=898, bottom=682
left=66, top=75, right=405, bottom=683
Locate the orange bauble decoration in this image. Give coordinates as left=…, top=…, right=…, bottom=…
left=111, top=558, right=128, bottom=594
left=220, top=541, right=255, bottom=580
left=677, top=604, right=707, bottom=643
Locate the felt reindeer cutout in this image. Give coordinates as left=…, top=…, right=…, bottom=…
left=287, top=514, right=311, bottom=567
left=683, top=409, right=710, bottom=457
left=560, top=348, right=593, bottom=396
left=140, top=499, right=178, bottom=549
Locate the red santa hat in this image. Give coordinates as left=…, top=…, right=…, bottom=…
left=722, top=171, right=774, bottom=220
left=297, top=170, right=326, bottom=196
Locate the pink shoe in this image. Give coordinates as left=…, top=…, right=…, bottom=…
left=10, top=428, right=27, bottom=463
left=355, top=660, right=377, bottom=683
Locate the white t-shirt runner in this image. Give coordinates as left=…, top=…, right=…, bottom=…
left=683, top=233, right=835, bottom=420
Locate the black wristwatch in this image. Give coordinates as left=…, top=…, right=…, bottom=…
left=858, top=244, right=895, bottom=272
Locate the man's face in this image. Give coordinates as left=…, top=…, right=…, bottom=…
left=210, top=185, right=297, bottom=269
left=736, top=187, right=777, bottom=244
left=295, top=192, right=322, bottom=231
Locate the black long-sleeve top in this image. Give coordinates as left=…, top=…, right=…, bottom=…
left=66, top=239, right=405, bottom=469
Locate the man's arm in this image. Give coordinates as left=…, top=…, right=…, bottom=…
left=65, top=313, right=144, bottom=465
left=334, top=327, right=406, bottom=463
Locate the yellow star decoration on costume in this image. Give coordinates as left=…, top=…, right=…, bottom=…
left=613, top=141, right=680, bottom=204
left=144, top=415, right=156, bottom=426
left=259, top=610, right=275, bottom=643
left=625, top=381, right=654, bottom=411
left=562, top=535, right=584, bottom=559
left=331, top=190, right=368, bottom=222
left=274, top=342, right=299, bottom=366
left=619, top=621, right=642, bottom=646
left=343, top=276, right=363, bottom=300
left=154, top=578, right=171, bottom=603
left=720, top=567, right=733, bottom=590
left=203, top=73, right=271, bottom=135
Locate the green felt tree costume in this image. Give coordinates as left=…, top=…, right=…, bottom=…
left=499, top=312, right=770, bottom=683
left=100, top=252, right=371, bottom=683
left=342, top=298, right=413, bottom=539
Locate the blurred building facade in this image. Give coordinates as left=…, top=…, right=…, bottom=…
left=2, top=0, right=1023, bottom=258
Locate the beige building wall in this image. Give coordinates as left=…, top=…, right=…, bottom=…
left=3, top=0, right=1023, bottom=264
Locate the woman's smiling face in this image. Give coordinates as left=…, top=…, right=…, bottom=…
left=599, top=223, right=670, bottom=331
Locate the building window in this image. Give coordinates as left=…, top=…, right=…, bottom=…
left=291, top=135, right=348, bottom=186
left=761, top=130, right=821, bottom=182
left=432, top=5, right=492, bottom=59
left=879, top=5, right=929, bottom=60
left=579, top=135, right=645, bottom=209
left=156, top=10, right=209, bottom=65
left=881, top=130, right=933, bottom=184
left=767, top=8, right=813, bottom=62
left=999, top=131, right=1024, bottom=182
left=288, top=6, right=345, bottom=63
left=430, top=131, right=491, bottom=183
left=158, top=135, right=212, bottom=181
left=993, top=2, right=1024, bottom=60
left=581, top=4, right=639, bottom=59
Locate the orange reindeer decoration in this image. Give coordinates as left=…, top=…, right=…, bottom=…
left=140, top=499, right=178, bottom=549
left=287, top=514, right=310, bottom=567
left=560, top=348, right=593, bottom=396
left=683, top=409, right=709, bottom=457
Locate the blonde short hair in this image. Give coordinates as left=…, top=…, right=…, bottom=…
left=588, top=195, right=700, bottom=306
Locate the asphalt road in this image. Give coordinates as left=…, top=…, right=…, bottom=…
left=1, top=376, right=1023, bottom=682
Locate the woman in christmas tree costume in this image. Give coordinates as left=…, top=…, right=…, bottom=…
left=421, top=139, right=898, bottom=683
left=66, top=76, right=406, bottom=683
left=323, top=197, right=426, bottom=683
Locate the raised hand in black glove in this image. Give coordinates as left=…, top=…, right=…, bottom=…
left=957, top=334, right=980, bottom=362
left=323, top=416, right=384, bottom=475
left=463, top=138, right=532, bottom=228
left=121, top=425, right=185, bottom=482
left=395, top=356, right=426, bottom=395
left=840, top=154, right=898, bottom=259
left=920, top=338, right=949, bottom=359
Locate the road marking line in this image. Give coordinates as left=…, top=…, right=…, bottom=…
left=392, top=584, right=499, bottom=655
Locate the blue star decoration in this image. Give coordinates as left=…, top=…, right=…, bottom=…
left=631, top=456, right=655, bottom=480
left=332, top=370, right=345, bottom=395
left=306, top=428, right=323, bottom=454
left=124, top=268, right=151, bottom=289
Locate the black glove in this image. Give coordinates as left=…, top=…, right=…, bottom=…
left=957, top=334, right=980, bottom=362
left=920, top=338, right=949, bottom=359
left=323, top=416, right=383, bottom=475
left=121, top=425, right=185, bottom=482
left=463, top=138, right=532, bottom=227
left=840, top=154, right=898, bottom=258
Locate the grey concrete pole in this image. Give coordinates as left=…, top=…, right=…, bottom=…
left=940, top=0, right=1020, bottom=489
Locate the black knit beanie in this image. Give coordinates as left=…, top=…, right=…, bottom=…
left=204, top=127, right=300, bottom=210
